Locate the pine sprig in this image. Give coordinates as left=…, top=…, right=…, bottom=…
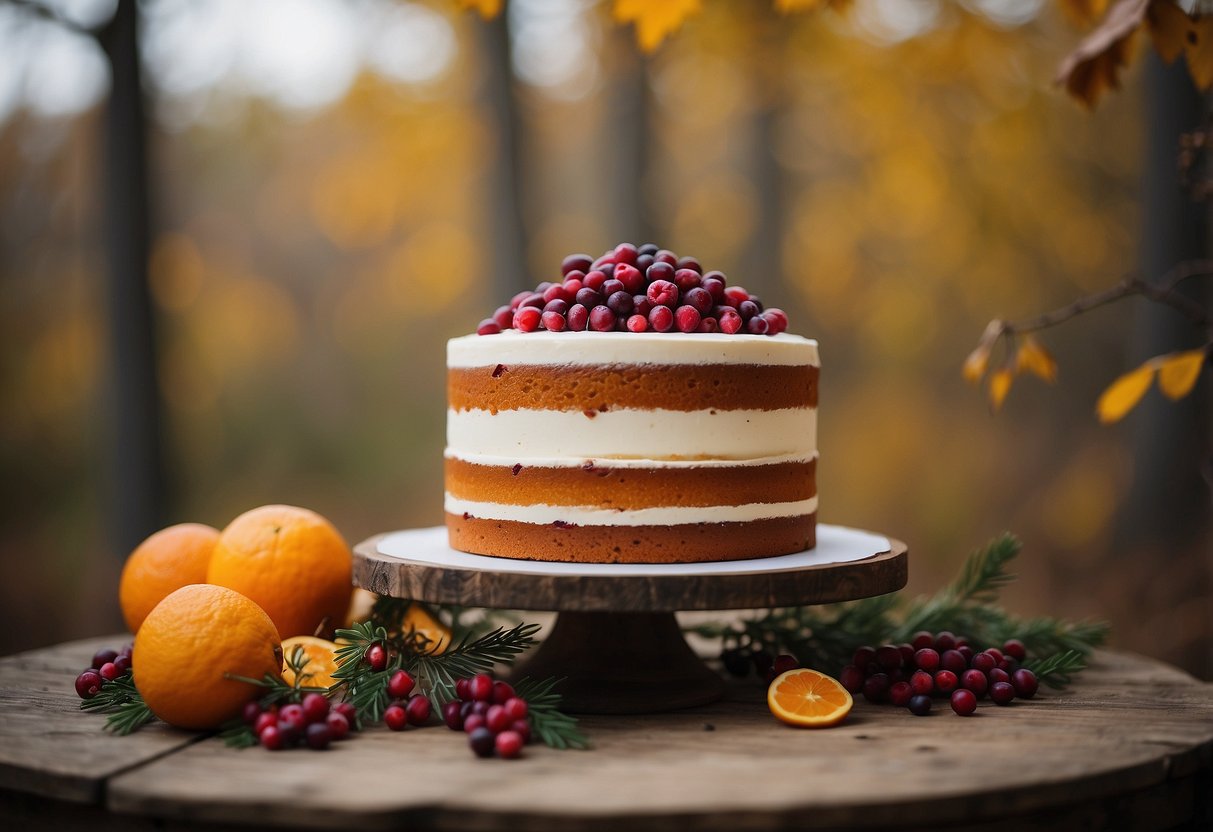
left=411, top=623, right=542, bottom=704
left=80, top=673, right=157, bottom=735
left=514, top=677, right=589, bottom=750
left=1024, top=649, right=1089, bottom=689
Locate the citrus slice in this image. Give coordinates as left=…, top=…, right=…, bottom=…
left=767, top=668, right=853, bottom=728
left=281, top=635, right=340, bottom=689
left=401, top=603, right=451, bottom=655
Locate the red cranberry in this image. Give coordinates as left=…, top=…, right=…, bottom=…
left=933, top=632, right=956, bottom=651
left=738, top=300, right=760, bottom=321
left=984, top=647, right=1004, bottom=663
left=567, top=303, right=589, bottom=331
left=889, top=680, right=913, bottom=707
left=910, top=631, right=935, bottom=651
left=852, top=646, right=877, bottom=669
left=600, top=278, right=623, bottom=296
left=638, top=242, right=659, bottom=255
left=876, top=645, right=903, bottom=670
left=839, top=665, right=864, bottom=693
left=676, top=255, right=701, bottom=273
left=511, top=719, right=532, bottom=744
left=326, top=712, right=351, bottom=740
left=933, top=670, right=959, bottom=694
left=469, top=700, right=490, bottom=717
left=406, top=694, right=431, bottom=726
left=589, top=305, right=615, bottom=332
left=561, top=253, right=593, bottom=275
left=468, top=726, right=496, bottom=758
left=989, top=667, right=1010, bottom=685
left=442, top=700, right=464, bottom=730
left=626, top=314, right=648, bottom=332
left=514, top=307, right=541, bottom=332
left=543, top=299, right=569, bottom=316
left=950, top=689, right=978, bottom=716
left=961, top=669, right=989, bottom=697
left=575, top=288, right=602, bottom=308
left=503, top=697, right=528, bottom=721
left=673, top=268, right=701, bottom=291
left=914, top=648, right=940, bottom=672
left=723, top=285, right=749, bottom=305
left=675, top=305, right=701, bottom=333
left=495, top=730, right=524, bottom=759
left=701, top=279, right=725, bottom=303
left=597, top=263, right=615, bottom=279
left=92, top=648, right=118, bottom=669
left=492, top=305, right=513, bottom=329
left=242, top=701, right=263, bottom=725
left=970, top=652, right=996, bottom=674
left=470, top=673, right=494, bottom=702
left=476, top=320, right=500, bottom=336
left=259, top=724, right=284, bottom=750
left=279, top=704, right=306, bottom=730
left=607, top=291, right=634, bottom=316
left=486, top=704, right=511, bottom=733
left=99, top=662, right=122, bottom=682
left=957, top=645, right=975, bottom=663
left=563, top=269, right=585, bottom=284
left=941, top=650, right=967, bottom=675
left=540, top=284, right=567, bottom=305
left=1011, top=669, right=1039, bottom=699
left=583, top=270, right=607, bottom=291
left=635, top=253, right=654, bottom=272
left=697, top=317, right=718, bottom=332
left=384, top=704, right=408, bottom=731
left=387, top=670, right=416, bottom=700
left=910, top=669, right=934, bottom=696
left=253, top=711, right=277, bottom=735
left=75, top=670, right=103, bottom=699
left=455, top=678, right=472, bottom=701
left=633, top=295, right=653, bottom=316
left=908, top=694, right=932, bottom=716
left=521, top=292, right=544, bottom=309
left=862, top=672, right=890, bottom=703
left=648, top=306, right=674, bottom=332
left=683, top=286, right=713, bottom=314
left=1003, top=639, right=1027, bottom=661
left=763, top=310, right=787, bottom=335
left=614, top=263, right=643, bottom=293
left=490, top=681, right=515, bottom=704
left=654, top=249, right=678, bottom=266
left=645, top=261, right=674, bottom=284
left=647, top=280, right=679, bottom=308
left=613, top=242, right=638, bottom=265
left=305, top=722, right=332, bottom=750
left=719, top=309, right=743, bottom=334
left=772, top=654, right=799, bottom=676
left=333, top=701, right=356, bottom=728
left=541, top=311, right=566, bottom=332
left=746, top=315, right=769, bottom=335
left=463, top=713, right=486, bottom=734
left=989, top=681, right=1015, bottom=705
left=301, top=693, right=329, bottom=724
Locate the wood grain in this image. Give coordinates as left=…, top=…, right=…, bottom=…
left=352, top=534, right=908, bottom=612
left=99, top=651, right=1212, bottom=831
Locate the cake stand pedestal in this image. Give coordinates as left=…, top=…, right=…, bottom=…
left=352, top=525, right=906, bottom=714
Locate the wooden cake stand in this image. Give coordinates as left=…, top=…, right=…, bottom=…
left=353, top=524, right=906, bottom=714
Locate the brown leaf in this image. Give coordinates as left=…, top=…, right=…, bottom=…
left=1096, top=361, right=1155, bottom=423
left=963, top=320, right=1002, bottom=385
left=1015, top=335, right=1059, bottom=383
left=988, top=368, right=1014, bottom=412
left=1156, top=349, right=1206, bottom=399
left=613, top=0, right=703, bottom=52
left=1056, top=0, right=1149, bottom=108
left=1058, top=0, right=1112, bottom=26
left=1186, top=15, right=1213, bottom=89
left=1146, top=0, right=1192, bottom=63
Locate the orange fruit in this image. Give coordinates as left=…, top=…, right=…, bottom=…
left=281, top=635, right=339, bottom=689
left=767, top=668, right=853, bottom=728
left=207, top=505, right=352, bottom=640
left=402, top=603, right=450, bottom=655
left=133, top=584, right=282, bottom=730
left=119, top=523, right=220, bottom=633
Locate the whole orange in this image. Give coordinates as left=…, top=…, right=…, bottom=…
left=133, top=584, right=282, bottom=730
left=119, top=523, right=219, bottom=633
left=207, top=505, right=352, bottom=639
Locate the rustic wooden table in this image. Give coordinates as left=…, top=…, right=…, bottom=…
left=1, top=635, right=1210, bottom=831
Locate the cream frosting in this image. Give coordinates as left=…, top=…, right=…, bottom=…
left=447, top=331, right=819, bottom=369
left=445, top=449, right=818, bottom=469
left=444, top=495, right=819, bottom=525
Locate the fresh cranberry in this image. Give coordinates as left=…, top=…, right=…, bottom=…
left=384, top=704, right=408, bottom=731
left=970, top=652, right=996, bottom=674
left=914, top=648, right=940, bottom=672
left=495, top=730, right=524, bottom=759
left=259, top=724, right=285, bottom=750
left=682, top=286, right=712, bottom=314
left=989, top=667, right=1010, bottom=685
left=961, top=669, right=989, bottom=698
left=852, top=646, right=876, bottom=669
left=718, top=309, right=743, bottom=334
left=764, top=308, right=788, bottom=334
left=673, top=268, right=701, bottom=292
left=910, top=669, right=934, bottom=696
left=957, top=645, right=975, bottom=663
left=511, top=719, right=532, bottom=744
left=738, top=300, right=760, bottom=321
left=298, top=692, right=327, bottom=724
left=470, top=700, right=490, bottom=717
left=387, top=670, right=415, bottom=700
left=99, top=662, right=122, bottom=682
left=490, top=681, right=515, bottom=704
left=910, top=631, right=934, bottom=651
left=862, top=672, right=890, bottom=703
left=646, top=261, right=675, bottom=283
left=932, top=632, right=955, bottom=652
left=502, top=697, right=528, bottom=721
left=589, top=305, right=614, bottom=332
left=75, top=670, right=103, bottom=699
left=998, top=659, right=1014, bottom=672
left=542, top=284, right=571, bottom=305
left=950, top=689, right=977, bottom=716
left=562, top=253, right=593, bottom=275
left=443, top=700, right=464, bottom=730
left=614, top=242, right=639, bottom=265
left=985, top=647, right=1004, bottom=663
left=933, top=670, right=959, bottom=695
left=463, top=713, right=487, bottom=734
left=653, top=249, right=678, bottom=266
left=633, top=295, right=653, bottom=317
left=598, top=262, right=615, bottom=278
left=876, top=645, right=903, bottom=670
left=253, top=711, right=277, bottom=735
left=675, top=305, right=701, bottom=333
left=839, top=665, right=864, bottom=693
left=242, top=701, right=263, bottom=725
left=614, top=263, right=644, bottom=293
left=543, top=299, right=569, bottom=316
left=567, top=304, right=589, bottom=331
left=637, top=243, right=659, bottom=255
left=1011, top=669, right=1039, bottom=699
left=520, top=292, right=544, bottom=309
left=746, top=316, right=769, bottom=335
left=1003, top=639, right=1027, bottom=661
left=279, top=704, right=307, bottom=731
left=583, top=270, right=607, bottom=291
left=889, top=681, right=913, bottom=707
left=988, top=681, right=1014, bottom=705
left=541, top=311, right=566, bottom=331
left=626, top=314, right=648, bottom=332
left=92, top=648, right=118, bottom=670
left=697, top=317, right=718, bottom=333
left=326, top=712, right=351, bottom=740
left=771, top=654, right=799, bottom=676
left=635, top=253, right=654, bottom=272
left=723, top=286, right=749, bottom=305
left=908, top=695, right=932, bottom=716
left=941, top=650, right=967, bottom=675
left=485, top=704, right=511, bottom=733
left=607, top=291, right=634, bottom=316
left=406, top=694, right=431, bottom=726
left=647, top=280, right=679, bottom=308
left=305, top=723, right=332, bottom=750
left=599, top=278, right=623, bottom=297
left=476, top=319, right=500, bottom=336
left=648, top=306, right=674, bottom=332
left=468, top=726, right=496, bottom=758
left=512, top=309, right=539, bottom=334
left=701, top=279, right=725, bottom=304
left=470, top=673, right=494, bottom=702
left=574, top=288, right=601, bottom=308
left=332, top=701, right=356, bottom=729
left=676, top=256, right=701, bottom=273
left=492, top=305, right=513, bottom=329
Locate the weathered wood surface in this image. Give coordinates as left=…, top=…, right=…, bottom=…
left=91, top=650, right=1211, bottom=831
left=0, top=635, right=199, bottom=803
left=353, top=534, right=908, bottom=612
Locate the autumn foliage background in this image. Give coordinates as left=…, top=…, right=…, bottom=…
left=1, top=1, right=1210, bottom=675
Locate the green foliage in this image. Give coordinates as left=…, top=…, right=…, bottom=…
left=514, top=677, right=589, bottom=750
left=80, top=673, right=156, bottom=735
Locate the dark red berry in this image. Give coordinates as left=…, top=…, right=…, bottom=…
left=910, top=669, right=934, bottom=696
left=772, top=654, right=799, bottom=676
left=614, top=242, right=638, bottom=265
left=701, top=277, right=725, bottom=300
left=989, top=681, right=1015, bottom=705
left=908, top=694, right=932, bottom=716
left=489, top=681, right=514, bottom=704
left=985, top=647, right=1004, bottom=663
left=253, top=711, right=277, bottom=735
left=509, top=290, right=532, bottom=310
left=574, top=287, right=601, bottom=308
left=259, top=724, right=284, bottom=750
left=326, top=712, right=350, bottom=740
left=607, top=291, right=634, bottom=316
left=940, top=650, right=967, bottom=675
left=503, top=697, right=529, bottom=721
left=934, top=632, right=957, bottom=651
left=1003, top=639, right=1027, bottom=661
left=563, top=276, right=583, bottom=294
left=950, top=689, right=977, bottom=716
left=384, top=704, right=408, bottom=731
left=242, top=700, right=263, bottom=725
left=862, top=672, right=890, bottom=703
left=455, top=678, right=472, bottom=701
left=306, top=723, right=332, bottom=750
left=746, top=315, right=769, bottom=335
left=970, top=652, right=996, bottom=674
left=543, top=284, right=571, bottom=304
left=562, top=253, right=593, bottom=275
left=387, top=670, right=415, bottom=700
left=673, top=268, right=701, bottom=292
left=697, top=317, right=718, bottom=332
left=676, top=256, right=701, bottom=273
left=914, top=648, right=940, bottom=672
left=463, top=713, right=486, bottom=734
left=654, top=249, right=678, bottom=266
left=512, top=308, right=540, bottom=332
left=989, top=667, right=1010, bottom=685
left=442, top=700, right=464, bottom=730
left=75, top=670, right=103, bottom=699
left=614, top=263, right=644, bottom=293
left=738, top=300, right=760, bottom=321
left=852, top=646, right=877, bottom=669
left=299, top=692, right=328, bottom=724
left=279, top=704, right=306, bottom=731
left=589, top=305, right=615, bottom=332
left=470, top=673, right=494, bottom=702
left=541, top=311, right=566, bottom=332
left=1011, top=669, right=1038, bottom=699
left=492, top=305, right=513, bottom=329
left=495, top=730, right=524, bottom=759
left=876, top=645, right=903, bottom=670
left=646, top=261, right=675, bottom=284
left=583, top=270, right=607, bottom=291
left=520, top=292, right=544, bottom=309
left=600, top=278, right=624, bottom=296
left=633, top=294, right=653, bottom=316
left=764, top=309, right=788, bottom=334
left=332, top=701, right=356, bottom=729
left=92, top=649, right=118, bottom=669
left=567, top=303, right=589, bottom=331
left=961, top=669, right=989, bottom=698
left=723, top=286, right=749, bottom=306
left=406, top=694, right=431, bottom=726
left=511, top=719, right=532, bottom=744
left=477, top=319, right=501, bottom=336
left=719, top=309, right=742, bottom=334
left=839, top=665, right=864, bottom=693
left=682, top=286, right=712, bottom=314
left=485, top=704, right=511, bottom=733
left=638, top=243, right=659, bottom=256
left=957, top=645, right=975, bottom=663
left=889, top=681, right=913, bottom=707
left=647, top=280, right=679, bottom=308
left=99, top=662, right=122, bottom=682
left=469, top=726, right=496, bottom=757
left=675, top=305, right=701, bottom=333
left=649, top=306, right=674, bottom=332
left=627, top=314, right=648, bottom=332
left=910, top=631, right=934, bottom=651
left=933, top=670, right=959, bottom=695
left=469, top=700, right=490, bottom=717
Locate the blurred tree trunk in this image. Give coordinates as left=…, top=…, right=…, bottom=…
left=96, top=0, right=165, bottom=559
left=1114, top=52, right=1212, bottom=676
left=606, top=28, right=654, bottom=246
left=479, top=12, right=528, bottom=297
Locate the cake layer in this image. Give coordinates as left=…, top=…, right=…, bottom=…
left=445, top=453, right=817, bottom=509
left=448, top=331, right=820, bottom=368
left=445, top=495, right=818, bottom=526
left=445, top=512, right=818, bottom=564
left=447, top=407, right=816, bottom=460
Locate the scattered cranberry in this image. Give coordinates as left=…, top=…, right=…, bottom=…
left=961, top=669, right=989, bottom=698
left=647, top=280, right=679, bottom=308
left=242, top=701, right=263, bottom=725
left=98, top=662, right=122, bottom=682
left=365, top=643, right=387, bottom=672
left=913, top=648, right=940, bottom=672
left=495, top=730, right=524, bottom=759
left=989, top=667, right=1010, bottom=685
left=589, top=305, right=614, bottom=332
left=468, top=726, right=496, bottom=758
left=253, top=711, right=277, bottom=736
left=511, top=719, right=532, bottom=744
left=719, top=309, right=743, bottom=334
left=626, top=314, right=648, bottom=333
left=477, top=319, right=500, bottom=336
left=301, top=693, right=329, bottom=724
left=1003, top=640, right=1027, bottom=661
left=92, top=649, right=118, bottom=670
left=990, top=681, right=1016, bottom=705
left=908, top=694, right=932, bottom=716
left=970, top=652, right=996, bottom=674
left=614, top=242, right=638, bottom=265
left=950, top=689, right=978, bottom=716
left=541, top=311, right=566, bottom=331
left=259, top=724, right=284, bottom=750
left=862, top=673, right=890, bottom=704
left=387, top=670, right=416, bottom=700
left=934, top=632, right=957, bottom=652
left=485, top=704, right=511, bottom=733
left=75, top=670, right=103, bottom=700
left=985, top=647, right=1004, bottom=664
left=334, top=702, right=357, bottom=729
left=470, top=673, right=494, bottom=702
left=384, top=704, right=408, bottom=731
left=941, top=650, right=967, bottom=676
left=1011, top=669, right=1039, bottom=699
left=676, top=255, right=701, bottom=273
left=673, top=268, right=701, bottom=292
left=405, top=694, right=432, bottom=726
left=839, top=665, right=864, bottom=693
left=561, top=253, right=593, bottom=275
left=909, top=669, right=934, bottom=696
left=649, top=305, right=674, bottom=332
left=279, top=704, right=307, bottom=732
left=326, top=712, right=350, bottom=740
left=675, top=305, right=701, bottom=333
left=503, top=697, right=528, bottom=721
left=443, top=700, right=464, bottom=730
left=933, top=670, right=959, bottom=695
left=513, top=307, right=540, bottom=332
left=305, top=723, right=332, bottom=750
left=889, top=681, right=913, bottom=707
left=772, top=654, right=799, bottom=677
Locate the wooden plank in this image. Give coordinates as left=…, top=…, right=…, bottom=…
left=105, top=650, right=1213, bottom=830
left=0, top=636, right=200, bottom=803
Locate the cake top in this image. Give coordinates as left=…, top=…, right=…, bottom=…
left=448, top=331, right=818, bottom=367
left=475, top=243, right=791, bottom=337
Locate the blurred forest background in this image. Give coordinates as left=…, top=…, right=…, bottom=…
left=1, top=0, right=1209, bottom=675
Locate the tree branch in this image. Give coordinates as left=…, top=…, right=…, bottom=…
left=6, top=0, right=103, bottom=37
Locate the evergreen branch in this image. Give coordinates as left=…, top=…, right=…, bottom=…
left=514, top=677, right=589, bottom=750
left=80, top=673, right=156, bottom=735
left=942, top=534, right=1019, bottom=604
left=411, top=623, right=541, bottom=704
left=1024, top=649, right=1089, bottom=689
left=219, top=721, right=258, bottom=748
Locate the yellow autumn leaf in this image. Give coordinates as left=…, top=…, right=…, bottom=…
left=613, top=0, right=702, bottom=52
left=1156, top=349, right=1206, bottom=400
left=963, top=344, right=991, bottom=384
left=1146, top=0, right=1192, bottom=64
left=1058, top=0, right=1111, bottom=26
left=1186, top=16, right=1213, bottom=90
left=1055, top=0, right=1148, bottom=108
left=1015, top=335, right=1059, bottom=383
left=456, top=0, right=502, bottom=20
left=988, top=368, right=1013, bottom=412
left=1095, top=362, right=1155, bottom=424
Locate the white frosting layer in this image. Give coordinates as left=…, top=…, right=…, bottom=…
left=445, top=495, right=819, bottom=526
left=445, top=449, right=818, bottom=469
left=447, top=407, right=816, bottom=460
left=448, top=331, right=819, bottom=369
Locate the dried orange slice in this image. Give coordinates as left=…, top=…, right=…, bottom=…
left=281, top=635, right=339, bottom=689
left=767, top=668, right=853, bottom=728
